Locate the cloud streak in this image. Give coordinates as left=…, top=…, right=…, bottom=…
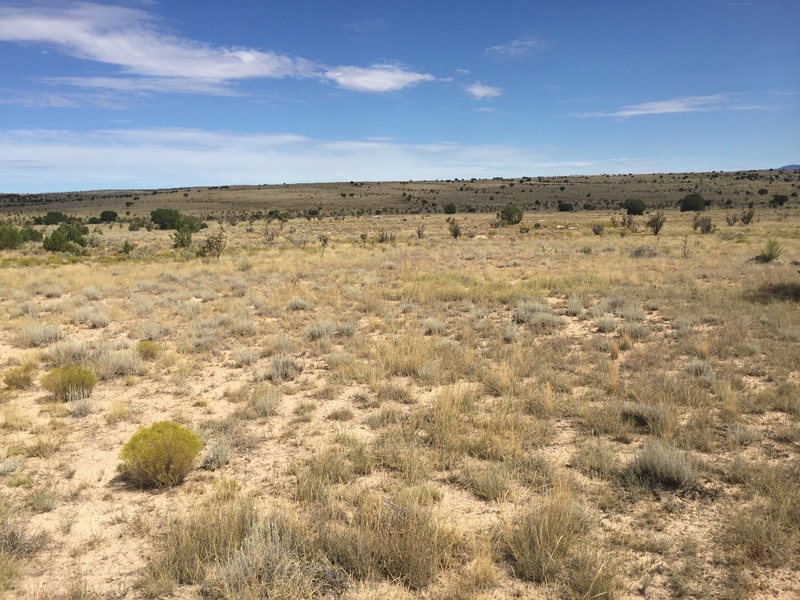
left=324, top=65, right=435, bottom=93
left=0, top=126, right=701, bottom=193
left=0, top=3, right=433, bottom=95
left=487, top=36, right=546, bottom=58
left=0, top=127, right=547, bottom=191
left=465, top=82, right=503, bottom=100
left=583, top=94, right=767, bottom=118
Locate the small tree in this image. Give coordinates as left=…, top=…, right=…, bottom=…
left=497, top=203, right=523, bottom=225
left=448, top=219, right=461, bottom=239
left=694, top=215, right=716, bottom=234
left=37, top=211, right=68, bottom=225
left=645, top=211, right=666, bottom=236
left=557, top=202, right=574, bottom=212
left=198, top=231, right=226, bottom=258
left=318, top=233, right=329, bottom=256
left=172, top=226, right=193, bottom=249
left=678, top=193, right=706, bottom=212
left=150, top=208, right=182, bottom=229
left=0, top=222, right=23, bottom=250
left=771, top=194, right=789, bottom=207
left=443, top=203, right=457, bottom=215
left=99, top=210, right=118, bottom=223
left=621, top=198, right=646, bottom=215
left=622, top=215, right=639, bottom=232
left=43, top=222, right=88, bottom=253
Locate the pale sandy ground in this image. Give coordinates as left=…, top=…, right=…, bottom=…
left=0, top=209, right=798, bottom=599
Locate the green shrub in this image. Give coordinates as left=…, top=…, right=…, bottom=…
left=0, top=222, right=23, bottom=250
left=42, top=223, right=88, bottom=253
left=678, top=193, right=706, bottom=212
left=621, top=198, right=646, bottom=215
left=758, top=239, right=784, bottom=263
left=40, top=365, right=96, bottom=401
left=497, top=203, right=523, bottom=225
left=443, top=203, right=457, bottom=214
left=118, top=421, right=203, bottom=487
left=99, top=210, right=118, bottom=222
left=558, top=202, right=574, bottom=212
left=150, top=208, right=182, bottom=230
left=135, top=340, right=162, bottom=360
left=196, top=231, right=226, bottom=258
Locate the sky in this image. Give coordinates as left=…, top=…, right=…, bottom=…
left=0, top=0, right=798, bottom=193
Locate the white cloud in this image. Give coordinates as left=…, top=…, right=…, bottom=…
left=466, top=82, right=503, bottom=100
left=324, top=65, right=434, bottom=93
left=583, top=94, right=766, bottom=118
left=0, top=3, right=433, bottom=95
left=0, top=127, right=544, bottom=191
left=0, top=126, right=734, bottom=192
left=487, top=36, right=546, bottom=58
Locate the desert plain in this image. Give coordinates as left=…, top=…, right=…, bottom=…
left=0, top=169, right=799, bottom=599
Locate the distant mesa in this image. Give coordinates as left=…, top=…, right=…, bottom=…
left=777, top=164, right=800, bottom=171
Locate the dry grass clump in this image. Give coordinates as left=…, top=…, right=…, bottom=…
left=512, top=299, right=563, bottom=333
left=316, top=493, right=461, bottom=590
left=570, top=438, right=618, bottom=479
left=722, top=459, right=800, bottom=568
left=91, top=344, right=142, bottom=379
left=620, top=401, right=678, bottom=440
left=454, top=459, right=512, bottom=501
left=0, top=501, right=49, bottom=588
left=44, top=339, right=92, bottom=367
left=295, top=446, right=358, bottom=504
left=372, top=425, right=433, bottom=485
left=264, top=353, right=302, bottom=382
left=233, top=383, right=281, bottom=420
left=623, top=440, right=698, bottom=490
left=503, top=484, right=592, bottom=584
left=2, top=363, right=36, bottom=390
left=15, top=321, right=63, bottom=348
left=72, top=305, right=110, bottom=328
left=286, top=297, right=311, bottom=311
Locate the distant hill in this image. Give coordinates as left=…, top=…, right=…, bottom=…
left=777, top=164, right=800, bottom=171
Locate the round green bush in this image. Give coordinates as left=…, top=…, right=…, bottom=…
left=119, top=421, right=203, bottom=487
left=40, top=365, right=96, bottom=401
left=621, top=198, right=646, bottom=215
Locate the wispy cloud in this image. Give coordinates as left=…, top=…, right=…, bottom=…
left=324, top=65, right=434, bottom=93
left=466, top=82, right=503, bottom=100
left=583, top=94, right=767, bottom=118
left=0, top=3, right=433, bottom=95
left=0, top=127, right=544, bottom=191
left=487, top=36, right=546, bottom=59
left=346, top=17, right=386, bottom=35
left=0, top=126, right=724, bottom=192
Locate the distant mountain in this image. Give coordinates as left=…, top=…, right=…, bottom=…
left=777, top=164, right=800, bottom=171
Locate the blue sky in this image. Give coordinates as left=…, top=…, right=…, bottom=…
left=0, top=0, right=798, bottom=192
